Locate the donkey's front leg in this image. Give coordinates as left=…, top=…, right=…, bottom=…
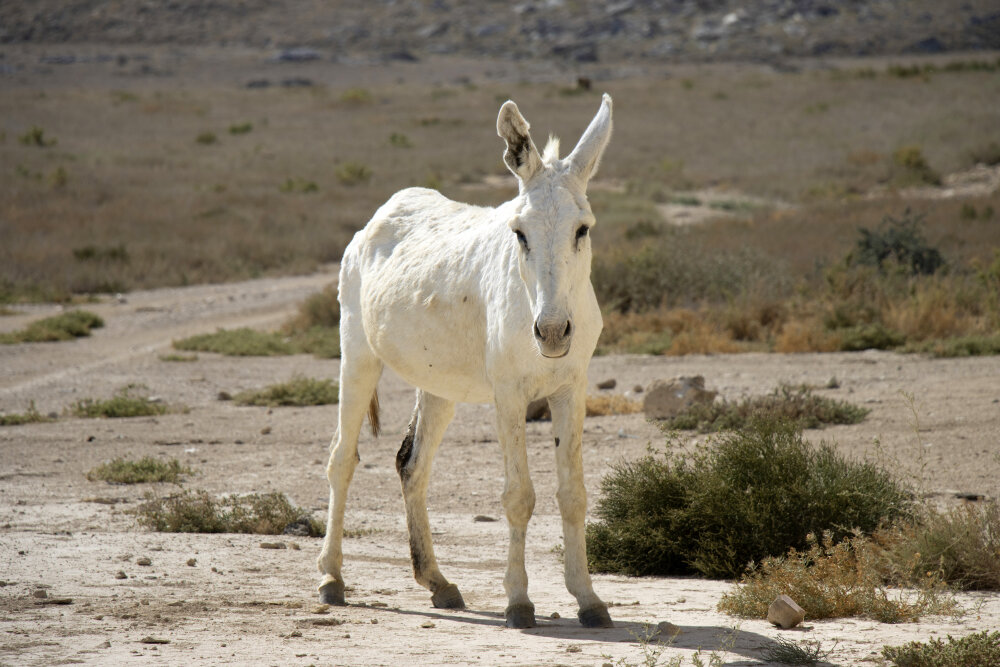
left=495, top=396, right=536, bottom=629
left=549, top=383, right=613, bottom=628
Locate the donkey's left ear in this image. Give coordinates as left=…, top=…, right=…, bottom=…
left=566, top=93, right=613, bottom=184
left=498, top=100, right=543, bottom=184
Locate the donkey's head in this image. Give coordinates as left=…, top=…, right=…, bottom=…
left=497, top=94, right=613, bottom=359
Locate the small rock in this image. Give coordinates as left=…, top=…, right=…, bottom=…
left=566, top=645, right=582, bottom=653
left=643, top=376, right=718, bottom=420
left=139, top=636, right=170, bottom=645
left=311, top=617, right=344, bottom=626
left=115, top=570, right=127, bottom=579
left=97, top=641, right=111, bottom=649
left=283, top=518, right=313, bottom=537
left=136, top=557, right=152, bottom=566
left=473, top=515, right=498, bottom=522
left=633, top=384, right=643, bottom=393
left=261, top=426, right=272, bottom=435
left=288, top=630, right=302, bottom=637
left=312, top=604, right=330, bottom=614
left=655, top=621, right=682, bottom=638
left=550, top=611, right=560, bottom=619
left=420, top=621, right=435, bottom=628
left=289, top=542, right=301, bottom=551
left=767, top=594, right=805, bottom=629
left=186, top=558, right=196, bottom=567
left=259, top=542, right=286, bottom=550
left=217, top=391, right=232, bottom=401
left=32, top=589, right=47, bottom=599
left=596, top=378, right=617, bottom=390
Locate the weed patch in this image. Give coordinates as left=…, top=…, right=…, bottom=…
left=661, top=384, right=869, bottom=432
left=159, top=353, right=198, bottom=362
left=234, top=376, right=338, bottom=407
left=718, top=532, right=957, bottom=622
left=761, top=637, right=828, bottom=665
left=0, top=310, right=104, bottom=344
left=905, top=333, right=1000, bottom=357
left=335, top=161, right=372, bottom=185
left=136, top=490, right=322, bottom=536
left=228, top=122, right=253, bottom=135
left=0, top=402, right=53, bottom=426
left=87, top=457, right=192, bottom=484
left=881, top=630, right=1000, bottom=667
left=587, top=418, right=912, bottom=578
left=19, top=126, right=56, bottom=147
left=174, top=328, right=296, bottom=356
left=71, top=386, right=172, bottom=419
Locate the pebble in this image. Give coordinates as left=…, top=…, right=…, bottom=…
left=136, top=557, right=152, bottom=566
left=186, top=558, right=197, bottom=566
left=259, top=542, right=286, bottom=549
left=116, top=571, right=127, bottom=579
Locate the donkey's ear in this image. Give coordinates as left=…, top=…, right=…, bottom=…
left=566, top=93, right=613, bottom=184
left=497, top=101, right=543, bottom=183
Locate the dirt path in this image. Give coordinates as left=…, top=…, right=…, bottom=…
left=1, top=273, right=999, bottom=666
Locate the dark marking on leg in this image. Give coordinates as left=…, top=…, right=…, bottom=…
left=408, top=534, right=426, bottom=579
left=367, top=389, right=381, bottom=437
left=554, top=437, right=560, bottom=448
left=395, top=414, right=417, bottom=482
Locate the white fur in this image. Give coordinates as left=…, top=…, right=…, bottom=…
left=318, top=95, right=614, bottom=627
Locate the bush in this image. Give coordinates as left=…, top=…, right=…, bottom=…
left=718, top=532, right=956, bottom=623
left=71, top=385, right=172, bottom=419
left=586, top=417, right=913, bottom=578
left=174, top=328, right=296, bottom=356
left=136, top=490, right=322, bottom=535
left=335, top=161, right=372, bottom=185
left=0, top=310, right=104, bottom=344
left=881, top=630, right=1000, bottom=667
left=890, top=146, right=941, bottom=187
left=87, top=457, right=192, bottom=484
left=0, top=402, right=53, bottom=426
left=882, top=503, right=1000, bottom=591
left=661, top=384, right=869, bottom=432
left=849, top=209, right=945, bottom=276
left=234, top=376, right=338, bottom=407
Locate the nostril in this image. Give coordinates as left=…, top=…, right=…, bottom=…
left=533, top=321, right=543, bottom=340
left=563, top=320, right=572, bottom=338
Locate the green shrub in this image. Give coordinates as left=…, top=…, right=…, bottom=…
left=228, top=122, right=253, bottom=135
left=174, top=328, right=296, bottom=356
left=335, top=161, right=372, bottom=185
left=195, top=131, right=217, bottom=145
left=136, top=490, right=322, bottom=535
left=0, top=402, right=53, bottom=426
left=87, top=457, right=192, bottom=484
left=234, top=376, right=338, bottom=407
left=881, top=630, right=1000, bottom=667
left=587, top=418, right=913, bottom=578
left=849, top=209, right=945, bottom=276
left=19, top=126, right=56, bottom=147
left=72, top=386, right=172, bottom=419
left=0, top=310, right=104, bottom=344
left=906, top=334, right=1000, bottom=357
left=661, top=384, right=869, bottom=432
left=890, top=146, right=941, bottom=187
left=718, top=532, right=957, bottom=623
left=279, top=178, right=318, bottom=193
left=339, top=88, right=372, bottom=105
left=389, top=132, right=412, bottom=148
left=285, top=285, right=340, bottom=330
left=837, top=323, right=905, bottom=351
left=289, top=326, right=340, bottom=358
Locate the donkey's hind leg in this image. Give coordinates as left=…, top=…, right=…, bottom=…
left=317, top=320, right=383, bottom=605
left=397, top=390, right=464, bottom=609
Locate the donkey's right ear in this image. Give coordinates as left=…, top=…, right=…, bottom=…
left=497, top=101, right=543, bottom=184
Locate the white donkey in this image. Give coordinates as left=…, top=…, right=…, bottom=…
left=318, top=95, right=614, bottom=629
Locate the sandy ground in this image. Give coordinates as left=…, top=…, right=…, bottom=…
left=1, top=271, right=999, bottom=666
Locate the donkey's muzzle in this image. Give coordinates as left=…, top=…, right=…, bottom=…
left=533, top=318, right=572, bottom=358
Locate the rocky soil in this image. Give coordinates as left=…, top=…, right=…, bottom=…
left=2, top=271, right=999, bottom=666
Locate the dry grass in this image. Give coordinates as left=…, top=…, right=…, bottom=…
left=3, top=65, right=999, bottom=302
left=87, top=457, right=192, bottom=484
left=585, top=395, right=642, bottom=417
left=135, top=490, right=322, bottom=536
left=718, top=532, right=958, bottom=623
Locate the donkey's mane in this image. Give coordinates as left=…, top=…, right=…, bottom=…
left=542, top=135, right=560, bottom=166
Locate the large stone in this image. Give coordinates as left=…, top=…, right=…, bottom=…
left=767, top=594, right=805, bottom=629
left=643, top=376, right=717, bottom=420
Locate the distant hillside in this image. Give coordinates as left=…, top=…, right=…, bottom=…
left=3, top=0, right=999, bottom=64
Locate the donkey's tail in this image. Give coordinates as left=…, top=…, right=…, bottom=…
left=367, top=389, right=381, bottom=438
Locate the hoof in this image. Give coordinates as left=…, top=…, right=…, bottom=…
left=431, top=583, right=465, bottom=609
left=505, top=603, right=536, bottom=629
left=578, top=604, right=613, bottom=628
left=318, top=580, right=346, bottom=606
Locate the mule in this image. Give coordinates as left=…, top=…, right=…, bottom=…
left=317, top=94, right=615, bottom=629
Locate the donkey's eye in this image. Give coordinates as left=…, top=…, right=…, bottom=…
left=575, top=225, right=590, bottom=241
left=514, top=229, right=528, bottom=250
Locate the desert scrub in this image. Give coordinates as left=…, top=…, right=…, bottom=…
left=718, top=532, right=957, bottom=623
left=880, top=630, right=1000, bottom=667
left=71, top=386, right=172, bottom=419
left=586, top=417, right=913, bottom=578
left=661, top=384, right=869, bottom=432
left=228, top=122, right=253, bottom=135
left=0, top=402, right=53, bottom=426
left=234, top=376, right=338, bottom=407
left=0, top=310, right=104, bottom=344
left=19, top=126, right=56, bottom=147
left=87, top=457, right=192, bottom=484
left=136, top=490, right=322, bottom=536
left=905, top=333, right=1000, bottom=358
left=174, top=328, right=296, bottom=356
left=761, top=637, right=829, bottom=666
left=881, top=503, right=1000, bottom=591
left=335, top=161, right=372, bottom=185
